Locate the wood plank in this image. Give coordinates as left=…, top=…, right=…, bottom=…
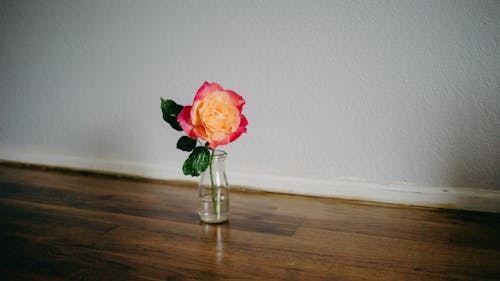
left=0, top=165, right=499, bottom=280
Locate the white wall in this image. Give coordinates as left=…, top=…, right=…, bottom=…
left=1, top=1, right=499, bottom=209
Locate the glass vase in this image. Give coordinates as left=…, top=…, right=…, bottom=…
left=198, top=150, right=229, bottom=223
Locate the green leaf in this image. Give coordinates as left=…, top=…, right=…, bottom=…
left=182, top=157, right=193, bottom=176
left=177, top=136, right=197, bottom=152
left=182, top=146, right=211, bottom=176
left=160, top=98, right=183, bottom=131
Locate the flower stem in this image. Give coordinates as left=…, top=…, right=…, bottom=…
left=209, top=148, right=219, bottom=217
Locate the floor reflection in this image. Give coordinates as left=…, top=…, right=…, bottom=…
left=199, top=222, right=230, bottom=269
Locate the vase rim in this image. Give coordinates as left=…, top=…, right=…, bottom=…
left=213, top=150, right=227, bottom=159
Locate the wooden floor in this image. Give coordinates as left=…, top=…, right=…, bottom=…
left=0, top=165, right=499, bottom=281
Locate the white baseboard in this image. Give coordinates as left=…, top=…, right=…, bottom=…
left=1, top=149, right=499, bottom=213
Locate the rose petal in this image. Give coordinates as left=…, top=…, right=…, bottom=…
left=177, top=106, right=197, bottom=139
left=225, top=90, right=245, bottom=112
left=190, top=100, right=203, bottom=126
left=228, top=114, right=248, bottom=142
left=192, top=126, right=208, bottom=141
left=208, top=135, right=230, bottom=149
left=194, top=82, right=223, bottom=103
left=208, top=112, right=247, bottom=149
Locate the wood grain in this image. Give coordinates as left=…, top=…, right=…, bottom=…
left=0, top=164, right=499, bottom=280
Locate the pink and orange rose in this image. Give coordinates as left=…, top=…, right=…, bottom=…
left=177, top=82, right=248, bottom=149
left=161, top=81, right=247, bottom=177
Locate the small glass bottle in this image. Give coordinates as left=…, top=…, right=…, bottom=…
left=198, top=150, right=229, bottom=223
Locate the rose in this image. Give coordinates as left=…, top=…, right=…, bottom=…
left=177, top=82, right=247, bottom=149
left=160, top=81, right=247, bottom=176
